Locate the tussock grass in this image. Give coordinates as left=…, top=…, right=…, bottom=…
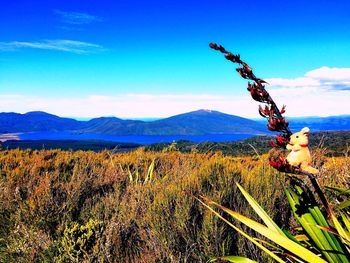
left=0, top=148, right=348, bottom=262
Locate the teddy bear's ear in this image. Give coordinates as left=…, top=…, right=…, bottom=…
left=301, top=127, right=310, bottom=134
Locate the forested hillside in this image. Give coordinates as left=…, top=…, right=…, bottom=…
left=146, top=130, right=350, bottom=156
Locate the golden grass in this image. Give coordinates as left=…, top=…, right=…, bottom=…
left=0, top=148, right=348, bottom=262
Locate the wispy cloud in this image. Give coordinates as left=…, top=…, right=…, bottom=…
left=55, top=10, right=102, bottom=25
left=0, top=40, right=104, bottom=54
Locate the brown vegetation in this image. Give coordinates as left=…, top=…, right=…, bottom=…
left=0, top=148, right=348, bottom=262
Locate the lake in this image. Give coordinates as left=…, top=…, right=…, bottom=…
left=18, top=132, right=255, bottom=144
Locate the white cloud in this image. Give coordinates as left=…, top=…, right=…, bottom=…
left=0, top=89, right=348, bottom=119
left=306, top=66, right=350, bottom=82
left=267, top=66, right=350, bottom=91
left=55, top=10, right=102, bottom=25
left=266, top=87, right=349, bottom=117
left=264, top=66, right=350, bottom=117
left=1, top=67, right=349, bottom=118
left=266, top=77, right=319, bottom=87
left=0, top=40, right=104, bottom=54
left=0, top=93, right=256, bottom=118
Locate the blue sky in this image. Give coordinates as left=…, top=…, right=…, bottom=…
left=1, top=0, right=349, bottom=118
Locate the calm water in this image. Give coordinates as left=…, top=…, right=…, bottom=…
left=19, top=132, right=255, bottom=144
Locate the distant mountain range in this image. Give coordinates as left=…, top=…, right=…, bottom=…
left=255, top=115, right=350, bottom=132
left=0, top=110, right=267, bottom=135
left=288, top=115, right=350, bottom=132
left=0, top=110, right=349, bottom=135
left=0, top=111, right=81, bottom=132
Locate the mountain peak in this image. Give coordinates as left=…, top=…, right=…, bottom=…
left=185, top=109, right=221, bottom=115
left=197, top=109, right=214, bottom=113
left=25, top=111, right=58, bottom=117
left=89, top=116, right=122, bottom=121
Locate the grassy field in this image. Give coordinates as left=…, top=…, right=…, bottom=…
left=0, top=148, right=348, bottom=262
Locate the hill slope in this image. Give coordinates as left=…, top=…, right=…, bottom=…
left=289, top=115, right=350, bottom=131
left=1, top=110, right=349, bottom=135
left=83, top=110, right=267, bottom=135
left=0, top=111, right=82, bottom=133
left=0, top=110, right=267, bottom=135
left=146, top=109, right=267, bottom=135
left=81, top=117, right=144, bottom=134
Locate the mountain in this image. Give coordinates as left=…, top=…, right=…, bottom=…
left=1, top=110, right=349, bottom=136
left=288, top=115, right=350, bottom=132
left=255, top=115, right=350, bottom=132
left=81, top=117, right=144, bottom=134
left=0, top=110, right=267, bottom=135
left=146, top=110, right=267, bottom=135
left=78, top=110, right=267, bottom=135
left=0, top=111, right=82, bottom=133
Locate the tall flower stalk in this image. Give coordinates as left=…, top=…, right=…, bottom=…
left=200, top=43, right=350, bottom=262
left=209, top=43, right=299, bottom=173
left=209, top=43, right=332, bottom=213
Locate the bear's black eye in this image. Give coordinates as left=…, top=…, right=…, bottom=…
left=296, top=136, right=299, bottom=138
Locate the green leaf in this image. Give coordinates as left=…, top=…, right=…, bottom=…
left=284, top=187, right=349, bottom=263
left=235, top=182, right=286, bottom=236
left=341, top=212, right=350, bottom=233
left=194, top=195, right=286, bottom=263
left=135, top=168, right=139, bottom=182
left=338, top=199, right=350, bottom=210
left=326, top=186, right=350, bottom=195
left=202, top=196, right=327, bottom=263
left=127, top=166, right=133, bottom=182
left=282, top=229, right=302, bottom=245
left=331, top=212, right=350, bottom=242
left=144, top=159, right=155, bottom=183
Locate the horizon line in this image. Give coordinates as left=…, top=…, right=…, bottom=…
left=1, top=109, right=349, bottom=121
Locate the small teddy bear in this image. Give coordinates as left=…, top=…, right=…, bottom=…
left=286, top=127, right=319, bottom=174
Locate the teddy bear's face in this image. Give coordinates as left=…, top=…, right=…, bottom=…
left=286, top=127, right=310, bottom=151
